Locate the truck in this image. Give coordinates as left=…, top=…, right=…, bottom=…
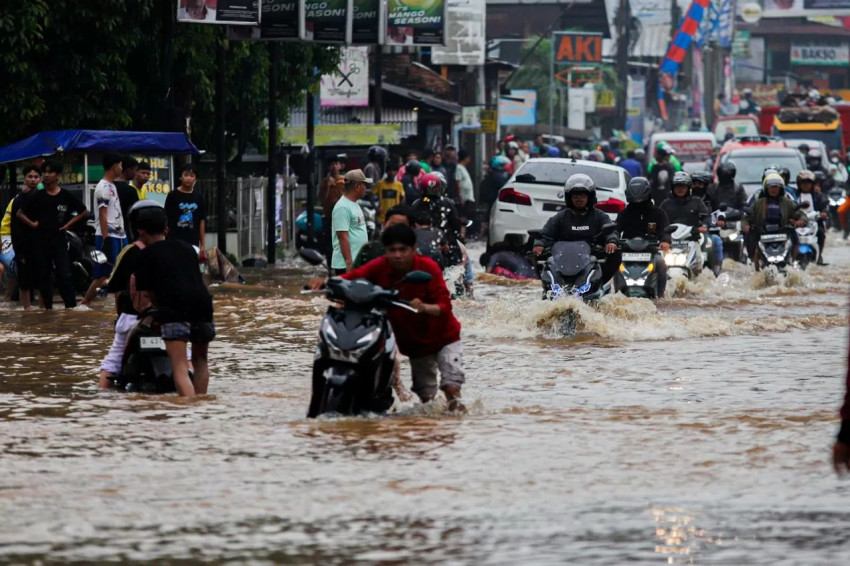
left=760, top=102, right=850, bottom=156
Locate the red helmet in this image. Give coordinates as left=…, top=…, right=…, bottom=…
left=420, top=173, right=443, bottom=198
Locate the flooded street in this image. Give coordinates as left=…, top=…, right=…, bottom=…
left=1, top=237, right=850, bottom=565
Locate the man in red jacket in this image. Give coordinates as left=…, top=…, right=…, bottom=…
left=310, top=224, right=465, bottom=410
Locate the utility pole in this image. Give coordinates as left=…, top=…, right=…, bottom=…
left=215, top=34, right=227, bottom=253
left=267, top=42, right=279, bottom=264
left=615, top=0, right=630, bottom=131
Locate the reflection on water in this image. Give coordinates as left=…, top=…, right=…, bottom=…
left=1, top=242, right=850, bottom=563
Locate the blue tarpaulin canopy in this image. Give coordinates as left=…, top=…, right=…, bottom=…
left=0, top=130, right=200, bottom=164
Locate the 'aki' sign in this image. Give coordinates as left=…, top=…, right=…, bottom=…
left=790, top=40, right=849, bottom=66
left=553, top=32, right=603, bottom=64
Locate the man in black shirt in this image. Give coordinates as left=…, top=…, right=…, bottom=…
left=114, top=156, right=140, bottom=241
left=10, top=165, right=42, bottom=309
left=616, top=177, right=671, bottom=297
left=164, top=163, right=207, bottom=262
left=134, top=205, right=215, bottom=397
left=17, top=159, right=88, bottom=309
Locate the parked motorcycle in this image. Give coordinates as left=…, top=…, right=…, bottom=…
left=663, top=224, right=705, bottom=280
left=67, top=228, right=106, bottom=293
left=298, top=248, right=432, bottom=418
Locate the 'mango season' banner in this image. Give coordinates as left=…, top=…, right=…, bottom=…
left=305, top=0, right=350, bottom=43
left=386, top=0, right=446, bottom=45
left=351, top=0, right=383, bottom=44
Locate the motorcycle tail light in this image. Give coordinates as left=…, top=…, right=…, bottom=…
left=596, top=198, right=626, bottom=213
left=498, top=187, right=532, bottom=206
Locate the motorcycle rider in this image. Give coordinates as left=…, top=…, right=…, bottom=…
left=616, top=177, right=671, bottom=297
left=411, top=173, right=463, bottom=267
left=661, top=171, right=711, bottom=274
left=690, top=171, right=713, bottom=205
left=742, top=173, right=807, bottom=271
left=400, top=159, right=423, bottom=204
left=648, top=143, right=677, bottom=206
left=707, top=162, right=747, bottom=212
left=796, top=170, right=829, bottom=265
left=364, top=145, right=387, bottom=192
left=532, top=173, right=621, bottom=284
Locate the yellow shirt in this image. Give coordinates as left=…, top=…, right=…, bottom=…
left=0, top=201, right=13, bottom=237
left=133, top=183, right=148, bottom=201
left=372, top=179, right=404, bottom=221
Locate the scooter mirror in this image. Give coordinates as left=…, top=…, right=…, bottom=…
left=664, top=225, right=678, bottom=234
left=402, top=270, right=433, bottom=284
left=718, top=203, right=728, bottom=211
left=796, top=201, right=811, bottom=210
left=299, top=248, right=326, bottom=266
left=601, top=222, right=618, bottom=233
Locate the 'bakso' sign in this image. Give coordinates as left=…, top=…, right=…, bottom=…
left=790, top=40, right=849, bottom=66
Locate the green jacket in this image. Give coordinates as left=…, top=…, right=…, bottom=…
left=742, top=195, right=805, bottom=230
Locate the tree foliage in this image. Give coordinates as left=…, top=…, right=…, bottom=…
left=0, top=0, right=340, bottom=161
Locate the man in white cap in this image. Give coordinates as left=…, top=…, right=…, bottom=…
left=332, top=169, right=371, bottom=274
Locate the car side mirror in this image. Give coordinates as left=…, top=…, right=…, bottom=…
left=298, top=248, right=326, bottom=266
left=402, top=270, right=432, bottom=284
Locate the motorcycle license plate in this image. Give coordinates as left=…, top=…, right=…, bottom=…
left=622, top=252, right=652, bottom=262
left=760, top=234, right=786, bottom=243
left=139, top=336, right=166, bottom=350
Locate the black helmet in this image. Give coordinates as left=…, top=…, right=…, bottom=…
left=814, top=170, right=826, bottom=183
left=691, top=171, right=713, bottom=186
left=564, top=173, right=596, bottom=208
left=129, top=200, right=166, bottom=234
left=368, top=145, right=387, bottom=162
left=778, top=166, right=791, bottom=185
left=405, top=159, right=421, bottom=176
left=609, top=136, right=620, bottom=149
left=717, top=161, right=736, bottom=181
left=626, top=177, right=653, bottom=204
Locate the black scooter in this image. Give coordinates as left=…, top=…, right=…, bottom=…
left=299, top=248, right=432, bottom=418
left=67, top=227, right=106, bottom=293
left=111, top=310, right=190, bottom=394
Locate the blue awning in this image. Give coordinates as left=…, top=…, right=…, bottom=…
left=0, top=130, right=201, bottom=164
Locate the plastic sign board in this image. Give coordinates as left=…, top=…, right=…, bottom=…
left=305, top=0, right=351, bottom=43
left=227, top=0, right=303, bottom=40
left=177, top=0, right=259, bottom=25
left=750, top=0, right=850, bottom=18
left=386, top=0, right=447, bottom=45
left=280, top=124, right=402, bottom=146
left=553, top=32, right=603, bottom=64
left=791, top=40, right=850, bottom=66
left=431, top=0, right=486, bottom=65
left=499, top=90, right=537, bottom=126
left=320, top=47, right=370, bottom=106
left=351, top=0, right=385, bottom=44
left=461, top=106, right=482, bottom=129
left=555, top=67, right=603, bottom=86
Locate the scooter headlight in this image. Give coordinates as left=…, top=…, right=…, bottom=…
left=356, top=328, right=381, bottom=345
left=321, top=318, right=338, bottom=340
left=726, top=231, right=738, bottom=240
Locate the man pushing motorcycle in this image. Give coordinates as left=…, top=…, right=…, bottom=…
left=309, top=224, right=465, bottom=411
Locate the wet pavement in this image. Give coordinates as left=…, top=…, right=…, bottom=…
left=1, top=236, right=849, bottom=564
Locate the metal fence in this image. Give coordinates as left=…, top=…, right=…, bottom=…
left=192, top=177, right=267, bottom=260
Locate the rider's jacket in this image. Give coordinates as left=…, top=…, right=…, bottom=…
left=533, top=207, right=617, bottom=248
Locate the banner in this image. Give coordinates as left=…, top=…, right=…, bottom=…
left=280, top=124, right=402, bottom=146
left=791, top=40, right=850, bottom=66
left=431, top=0, right=486, bottom=65
left=228, top=0, right=302, bottom=40
left=305, top=0, right=350, bottom=43
left=754, top=0, right=850, bottom=18
left=177, top=0, right=259, bottom=25
left=351, top=0, right=384, bottom=44
left=498, top=90, right=537, bottom=126
left=386, top=0, right=447, bottom=45
left=320, top=47, right=370, bottom=106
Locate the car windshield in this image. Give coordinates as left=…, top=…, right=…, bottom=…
left=714, top=119, right=759, bottom=140
left=515, top=162, right=621, bottom=189
left=723, top=153, right=804, bottom=185
left=779, top=130, right=843, bottom=152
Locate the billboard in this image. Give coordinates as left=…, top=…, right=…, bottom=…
left=499, top=90, right=537, bottom=126
left=431, top=0, right=486, bottom=65
left=320, top=47, right=370, bottom=106
left=386, top=0, right=447, bottom=45
left=745, top=0, right=850, bottom=18
left=791, top=40, right=849, bottom=66
left=305, top=0, right=350, bottom=43
left=227, top=0, right=302, bottom=40
left=177, top=0, right=260, bottom=25
left=553, top=32, right=603, bottom=64
left=351, top=0, right=385, bottom=44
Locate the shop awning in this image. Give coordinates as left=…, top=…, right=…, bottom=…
left=0, top=130, right=200, bottom=164
left=381, top=83, right=462, bottom=115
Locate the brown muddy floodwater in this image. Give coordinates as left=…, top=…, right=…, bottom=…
left=1, top=238, right=850, bottom=565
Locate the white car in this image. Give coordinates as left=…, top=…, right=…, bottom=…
left=487, top=158, right=629, bottom=252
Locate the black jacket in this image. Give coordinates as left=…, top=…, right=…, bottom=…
left=707, top=181, right=748, bottom=211
left=534, top=207, right=617, bottom=248
left=616, top=203, right=672, bottom=244
left=797, top=190, right=828, bottom=213
left=661, top=196, right=710, bottom=228
left=649, top=161, right=676, bottom=205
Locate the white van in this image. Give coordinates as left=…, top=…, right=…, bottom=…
left=647, top=132, right=717, bottom=172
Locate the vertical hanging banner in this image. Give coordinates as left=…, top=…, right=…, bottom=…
left=320, top=47, right=370, bottom=106
left=386, top=0, right=447, bottom=46
left=350, top=0, right=385, bottom=44
left=178, top=0, right=260, bottom=24
left=305, top=0, right=351, bottom=43
left=228, top=0, right=303, bottom=40
left=431, top=0, right=486, bottom=65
